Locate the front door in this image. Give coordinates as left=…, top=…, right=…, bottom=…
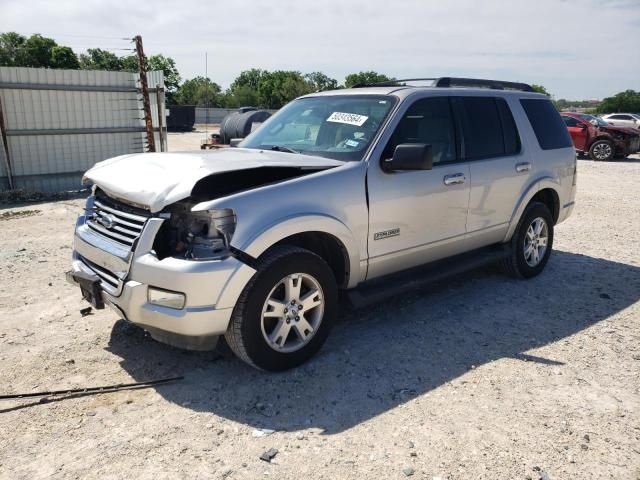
left=366, top=95, right=470, bottom=279
left=562, top=115, right=589, bottom=151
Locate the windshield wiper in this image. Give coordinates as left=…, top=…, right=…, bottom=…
left=270, top=145, right=300, bottom=154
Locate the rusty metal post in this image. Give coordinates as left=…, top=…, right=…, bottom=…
left=155, top=84, right=165, bottom=152
left=134, top=35, right=155, bottom=152
left=0, top=95, right=15, bottom=190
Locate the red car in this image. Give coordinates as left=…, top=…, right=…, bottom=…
left=561, top=112, right=640, bottom=161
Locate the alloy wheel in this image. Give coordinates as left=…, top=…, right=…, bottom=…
left=260, top=273, right=325, bottom=353
left=523, top=217, right=549, bottom=267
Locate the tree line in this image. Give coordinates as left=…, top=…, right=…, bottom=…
left=0, top=32, right=390, bottom=109
left=2, top=32, right=638, bottom=113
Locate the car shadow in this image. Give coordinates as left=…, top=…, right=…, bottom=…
left=106, top=250, right=640, bottom=434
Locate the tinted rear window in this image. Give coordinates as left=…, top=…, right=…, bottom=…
left=457, top=97, right=504, bottom=159
left=520, top=99, right=573, bottom=150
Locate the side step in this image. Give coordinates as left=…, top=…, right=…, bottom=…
left=347, top=244, right=511, bottom=309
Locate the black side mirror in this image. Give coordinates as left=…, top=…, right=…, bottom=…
left=382, top=144, right=433, bottom=172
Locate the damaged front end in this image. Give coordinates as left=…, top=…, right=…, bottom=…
left=154, top=203, right=237, bottom=261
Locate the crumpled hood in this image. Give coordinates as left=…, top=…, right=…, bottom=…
left=598, top=125, right=640, bottom=137
left=83, top=148, right=344, bottom=212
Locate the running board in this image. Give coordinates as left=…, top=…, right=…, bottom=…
left=347, top=244, right=511, bottom=309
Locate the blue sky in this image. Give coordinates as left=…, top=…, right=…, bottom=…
left=2, top=0, right=639, bottom=99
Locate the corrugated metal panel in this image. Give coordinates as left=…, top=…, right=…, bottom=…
left=0, top=67, right=164, bottom=193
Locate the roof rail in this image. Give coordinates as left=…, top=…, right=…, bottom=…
left=352, top=77, right=534, bottom=92
left=434, top=77, right=534, bottom=92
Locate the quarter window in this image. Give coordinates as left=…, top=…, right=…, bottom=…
left=383, top=97, right=457, bottom=165
left=520, top=99, right=573, bottom=150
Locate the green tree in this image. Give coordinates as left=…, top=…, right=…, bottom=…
left=78, top=48, right=123, bottom=70
left=173, top=76, right=223, bottom=106
left=0, top=32, right=27, bottom=66
left=20, top=34, right=58, bottom=67
left=148, top=54, right=180, bottom=94
left=531, top=84, right=550, bottom=96
left=118, top=54, right=180, bottom=93
left=597, top=90, right=640, bottom=114
left=223, top=85, right=260, bottom=108
left=305, top=72, right=338, bottom=92
left=344, top=71, right=391, bottom=88
left=257, top=70, right=314, bottom=109
left=50, top=46, right=80, bottom=69
left=229, top=68, right=267, bottom=92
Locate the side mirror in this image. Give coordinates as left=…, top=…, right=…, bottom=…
left=382, top=144, right=433, bottom=172
left=229, top=138, right=243, bottom=147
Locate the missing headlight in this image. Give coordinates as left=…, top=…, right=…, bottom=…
left=153, top=203, right=236, bottom=261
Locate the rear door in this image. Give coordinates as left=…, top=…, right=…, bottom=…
left=562, top=115, right=589, bottom=151
left=453, top=95, right=532, bottom=248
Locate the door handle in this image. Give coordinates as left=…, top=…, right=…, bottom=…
left=515, top=162, right=531, bottom=173
left=443, top=173, right=466, bottom=186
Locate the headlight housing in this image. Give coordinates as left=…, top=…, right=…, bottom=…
left=154, top=204, right=236, bottom=261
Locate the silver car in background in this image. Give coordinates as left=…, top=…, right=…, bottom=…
left=601, top=113, right=640, bottom=129
left=67, top=77, right=576, bottom=371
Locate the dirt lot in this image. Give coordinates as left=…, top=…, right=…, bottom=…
left=0, top=157, right=639, bottom=480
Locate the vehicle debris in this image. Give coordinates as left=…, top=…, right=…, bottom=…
left=79, top=306, right=93, bottom=317
left=0, top=376, right=184, bottom=401
left=259, top=448, right=278, bottom=463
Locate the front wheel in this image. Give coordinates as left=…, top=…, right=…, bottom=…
left=499, top=202, right=554, bottom=279
left=225, top=245, right=337, bottom=371
left=589, top=140, right=614, bottom=161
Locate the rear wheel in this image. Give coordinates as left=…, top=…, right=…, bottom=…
left=499, top=202, right=554, bottom=279
left=225, top=245, right=337, bottom=371
left=589, top=140, right=614, bottom=161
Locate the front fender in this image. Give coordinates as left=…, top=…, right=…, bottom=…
left=237, top=214, right=362, bottom=289
left=503, top=176, right=560, bottom=242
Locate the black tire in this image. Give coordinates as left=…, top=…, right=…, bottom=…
left=224, top=245, right=337, bottom=371
left=499, top=202, right=554, bottom=279
left=588, top=139, right=614, bottom=161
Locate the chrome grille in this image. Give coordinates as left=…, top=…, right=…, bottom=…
left=87, top=195, right=150, bottom=247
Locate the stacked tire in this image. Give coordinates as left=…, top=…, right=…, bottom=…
left=220, top=108, right=272, bottom=144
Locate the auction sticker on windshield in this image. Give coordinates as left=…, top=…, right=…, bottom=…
left=327, top=112, right=369, bottom=127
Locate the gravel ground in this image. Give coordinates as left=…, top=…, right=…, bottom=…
left=0, top=158, right=639, bottom=480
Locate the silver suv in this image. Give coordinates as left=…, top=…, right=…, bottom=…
left=67, top=77, right=577, bottom=371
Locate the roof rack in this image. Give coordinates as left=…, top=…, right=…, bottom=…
left=353, top=77, right=534, bottom=92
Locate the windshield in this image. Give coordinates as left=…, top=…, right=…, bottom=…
left=579, top=114, right=609, bottom=127
left=239, top=95, right=396, bottom=161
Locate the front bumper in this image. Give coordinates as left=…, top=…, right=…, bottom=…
left=67, top=199, right=256, bottom=349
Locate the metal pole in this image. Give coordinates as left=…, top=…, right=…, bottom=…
left=0, top=96, right=15, bottom=190
left=204, top=52, right=208, bottom=142
left=134, top=35, right=155, bottom=152
left=155, top=84, right=165, bottom=152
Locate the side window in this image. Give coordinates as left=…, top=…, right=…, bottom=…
left=520, top=99, right=573, bottom=150
left=496, top=98, right=521, bottom=155
left=562, top=116, right=580, bottom=127
left=383, top=97, right=457, bottom=165
left=456, top=97, right=505, bottom=159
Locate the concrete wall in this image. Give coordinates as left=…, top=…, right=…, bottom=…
left=0, top=67, right=165, bottom=192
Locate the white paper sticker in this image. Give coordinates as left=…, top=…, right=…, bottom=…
left=345, top=139, right=359, bottom=148
left=327, top=112, right=369, bottom=127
